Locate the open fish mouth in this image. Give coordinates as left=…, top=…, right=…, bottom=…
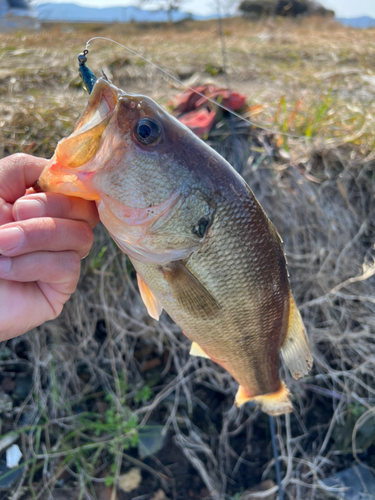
left=74, top=78, right=119, bottom=134
left=55, top=79, right=119, bottom=169
left=37, top=79, right=120, bottom=199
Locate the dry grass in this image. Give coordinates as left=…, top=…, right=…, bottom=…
left=0, top=16, right=375, bottom=500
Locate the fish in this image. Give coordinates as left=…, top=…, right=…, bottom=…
left=37, top=77, right=313, bottom=416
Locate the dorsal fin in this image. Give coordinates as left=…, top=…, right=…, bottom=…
left=160, top=261, right=220, bottom=320
left=136, top=273, right=163, bottom=321
left=280, top=294, right=313, bottom=380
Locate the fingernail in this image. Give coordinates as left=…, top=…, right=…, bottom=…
left=0, top=257, right=11, bottom=274
left=14, top=199, right=45, bottom=220
left=0, top=227, right=25, bottom=253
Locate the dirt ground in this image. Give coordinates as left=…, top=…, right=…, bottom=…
left=0, top=16, right=375, bottom=500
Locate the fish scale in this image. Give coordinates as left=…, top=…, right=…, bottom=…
left=37, top=77, right=313, bottom=415
left=130, top=176, right=289, bottom=399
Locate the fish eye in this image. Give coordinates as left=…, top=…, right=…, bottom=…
left=135, top=118, right=161, bottom=145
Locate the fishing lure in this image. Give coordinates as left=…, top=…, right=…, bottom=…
left=78, top=49, right=97, bottom=94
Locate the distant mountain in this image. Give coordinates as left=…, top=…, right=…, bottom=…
left=36, top=3, right=212, bottom=23
left=337, top=16, right=375, bottom=29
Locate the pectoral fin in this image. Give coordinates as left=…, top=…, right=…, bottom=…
left=190, top=342, right=210, bottom=359
left=136, top=273, right=163, bottom=321
left=161, top=261, right=220, bottom=320
left=280, top=294, right=313, bottom=380
left=235, top=382, right=292, bottom=416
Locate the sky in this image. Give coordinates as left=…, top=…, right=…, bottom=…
left=39, top=0, right=375, bottom=19
left=321, top=0, right=375, bottom=18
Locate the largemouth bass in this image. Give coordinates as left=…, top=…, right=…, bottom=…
left=37, top=78, right=313, bottom=415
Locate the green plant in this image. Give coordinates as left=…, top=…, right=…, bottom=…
left=332, top=403, right=375, bottom=454
left=205, top=64, right=223, bottom=76
left=0, top=383, right=140, bottom=497
left=90, top=244, right=108, bottom=270
left=134, top=384, right=152, bottom=403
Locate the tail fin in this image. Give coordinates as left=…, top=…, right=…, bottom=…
left=281, top=294, right=313, bottom=380
left=235, top=382, right=292, bottom=416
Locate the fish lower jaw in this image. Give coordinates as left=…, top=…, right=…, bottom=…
left=110, top=232, right=199, bottom=266
left=38, top=166, right=100, bottom=201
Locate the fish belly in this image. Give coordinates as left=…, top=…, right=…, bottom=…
left=130, top=188, right=290, bottom=399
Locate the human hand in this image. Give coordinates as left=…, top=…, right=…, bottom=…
left=0, top=154, right=99, bottom=340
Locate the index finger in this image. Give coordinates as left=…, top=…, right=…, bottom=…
left=13, top=192, right=100, bottom=229
left=0, top=154, right=48, bottom=204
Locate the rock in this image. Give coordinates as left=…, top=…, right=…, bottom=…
left=321, top=465, right=375, bottom=499
left=118, top=467, right=142, bottom=493
left=151, top=490, right=170, bottom=500
left=6, top=444, right=22, bottom=468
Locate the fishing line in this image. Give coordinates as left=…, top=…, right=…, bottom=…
left=84, top=36, right=306, bottom=140
left=213, top=9, right=285, bottom=496
left=269, top=415, right=284, bottom=500
left=215, top=0, right=241, bottom=172
left=84, top=30, right=287, bottom=500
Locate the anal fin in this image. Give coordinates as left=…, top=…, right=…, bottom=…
left=280, top=294, right=313, bottom=380
left=190, top=342, right=210, bottom=359
left=235, top=382, right=292, bottom=416
left=137, top=273, right=163, bottom=321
